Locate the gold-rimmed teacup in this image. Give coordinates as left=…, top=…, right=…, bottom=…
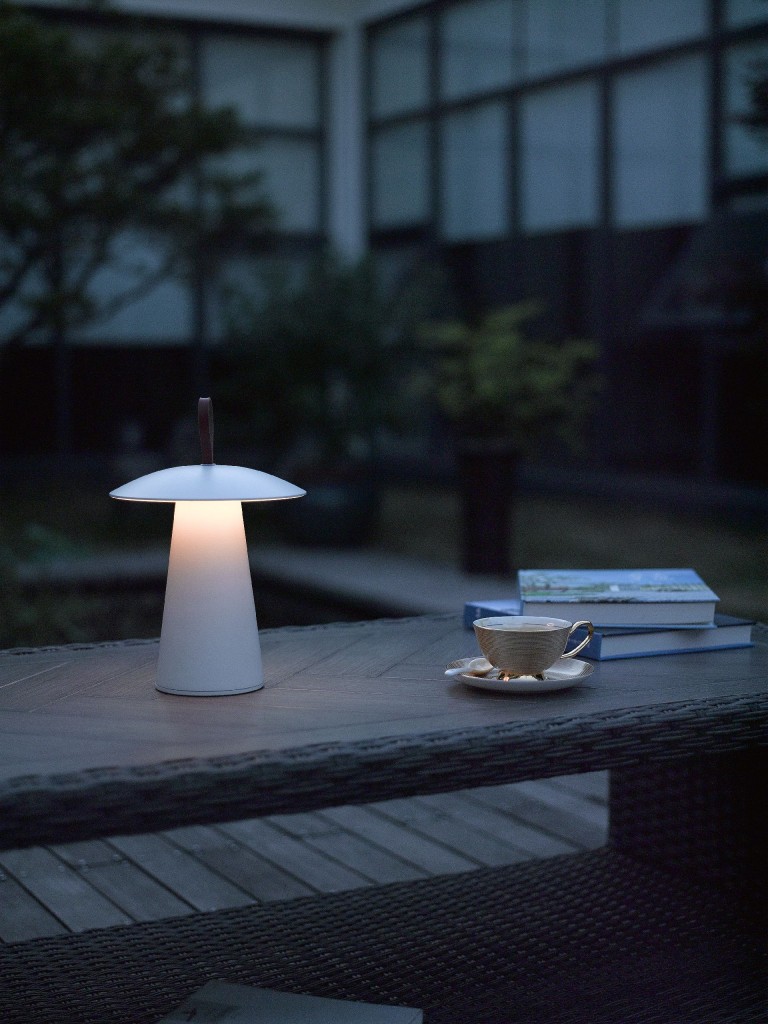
left=473, top=615, right=593, bottom=680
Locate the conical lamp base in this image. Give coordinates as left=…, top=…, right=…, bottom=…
left=156, top=501, right=263, bottom=696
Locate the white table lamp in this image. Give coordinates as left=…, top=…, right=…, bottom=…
left=110, top=398, right=305, bottom=696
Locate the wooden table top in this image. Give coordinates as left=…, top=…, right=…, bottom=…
left=1, top=615, right=766, bottom=849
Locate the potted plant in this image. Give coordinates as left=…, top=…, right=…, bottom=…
left=217, top=251, right=420, bottom=546
left=418, top=302, right=600, bottom=574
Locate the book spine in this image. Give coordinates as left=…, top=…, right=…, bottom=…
left=585, top=640, right=753, bottom=661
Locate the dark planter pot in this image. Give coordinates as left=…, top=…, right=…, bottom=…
left=456, top=439, right=519, bottom=575
left=280, top=481, right=380, bottom=548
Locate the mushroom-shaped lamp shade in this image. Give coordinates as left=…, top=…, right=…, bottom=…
left=110, top=400, right=305, bottom=696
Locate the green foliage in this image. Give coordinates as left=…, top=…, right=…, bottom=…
left=0, top=1, right=273, bottom=345
left=737, top=56, right=768, bottom=138
left=0, top=522, right=81, bottom=647
left=0, top=478, right=170, bottom=647
left=419, top=302, right=601, bottom=450
left=218, top=251, right=431, bottom=472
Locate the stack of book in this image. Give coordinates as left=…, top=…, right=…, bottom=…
left=464, top=568, right=754, bottom=661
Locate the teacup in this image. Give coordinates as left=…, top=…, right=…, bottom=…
left=472, top=615, right=594, bottom=679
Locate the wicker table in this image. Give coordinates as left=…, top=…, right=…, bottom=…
left=0, top=614, right=765, bottom=1023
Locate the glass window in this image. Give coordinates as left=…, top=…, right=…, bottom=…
left=255, top=140, right=321, bottom=233
left=370, top=17, right=430, bottom=119
left=211, top=253, right=311, bottom=340
left=615, top=0, right=707, bottom=56
left=440, top=0, right=520, bottom=101
left=200, top=36, right=320, bottom=129
left=212, top=143, right=321, bottom=233
left=612, top=56, right=709, bottom=228
left=371, top=122, right=430, bottom=228
left=723, top=43, right=768, bottom=176
left=440, top=101, right=509, bottom=240
left=72, top=232, right=192, bottom=343
left=726, top=0, right=768, bottom=27
left=525, top=0, right=607, bottom=78
left=71, top=25, right=191, bottom=63
left=520, top=80, right=600, bottom=232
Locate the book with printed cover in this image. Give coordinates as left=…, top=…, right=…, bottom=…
left=517, top=568, right=719, bottom=626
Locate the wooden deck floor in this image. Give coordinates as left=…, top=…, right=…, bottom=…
left=0, top=772, right=607, bottom=945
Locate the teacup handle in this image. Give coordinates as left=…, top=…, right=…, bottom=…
left=561, top=620, right=594, bottom=659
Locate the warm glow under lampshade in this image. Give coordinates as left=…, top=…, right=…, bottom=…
left=110, top=399, right=305, bottom=697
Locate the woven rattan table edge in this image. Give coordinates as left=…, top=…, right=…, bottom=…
left=1, top=616, right=765, bottom=849
left=1, top=689, right=765, bottom=850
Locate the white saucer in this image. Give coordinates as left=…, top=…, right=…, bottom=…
left=447, top=657, right=593, bottom=693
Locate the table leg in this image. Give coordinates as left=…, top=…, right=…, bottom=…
left=609, top=748, right=766, bottom=904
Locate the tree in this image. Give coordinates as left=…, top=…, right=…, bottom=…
left=738, top=45, right=768, bottom=138
left=0, top=2, right=273, bottom=447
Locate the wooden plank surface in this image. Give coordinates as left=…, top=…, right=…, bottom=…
left=105, top=833, right=253, bottom=912
left=0, top=847, right=132, bottom=933
left=317, top=804, right=479, bottom=876
left=214, top=818, right=373, bottom=894
left=50, top=839, right=194, bottom=924
left=162, top=824, right=316, bottom=902
left=0, top=773, right=608, bottom=944
left=0, top=874, right=68, bottom=944
left=2, top=619, right=765, bottom=791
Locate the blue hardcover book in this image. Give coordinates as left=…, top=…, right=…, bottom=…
left=463, top=597, right=521, bottom=629
left=518, top=568, right=719, bottom=626
left=564, top=614, right=754, bottom=661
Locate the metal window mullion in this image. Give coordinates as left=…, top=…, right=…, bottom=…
left=314, top=36, right=329, bottom=243
left=429, top=6, right=442, bottom=247
left=709, top=0, right=725, bottom=208
left=363, top=25, right=374, bottom=244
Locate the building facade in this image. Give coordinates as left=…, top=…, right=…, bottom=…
left=3, top=0, right=767, bottom=490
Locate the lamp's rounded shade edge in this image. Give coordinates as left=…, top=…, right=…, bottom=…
left=110, top=464, right=306, bottom=502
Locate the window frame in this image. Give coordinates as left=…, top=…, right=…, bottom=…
left=365, top=0, right=768, bottom=246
